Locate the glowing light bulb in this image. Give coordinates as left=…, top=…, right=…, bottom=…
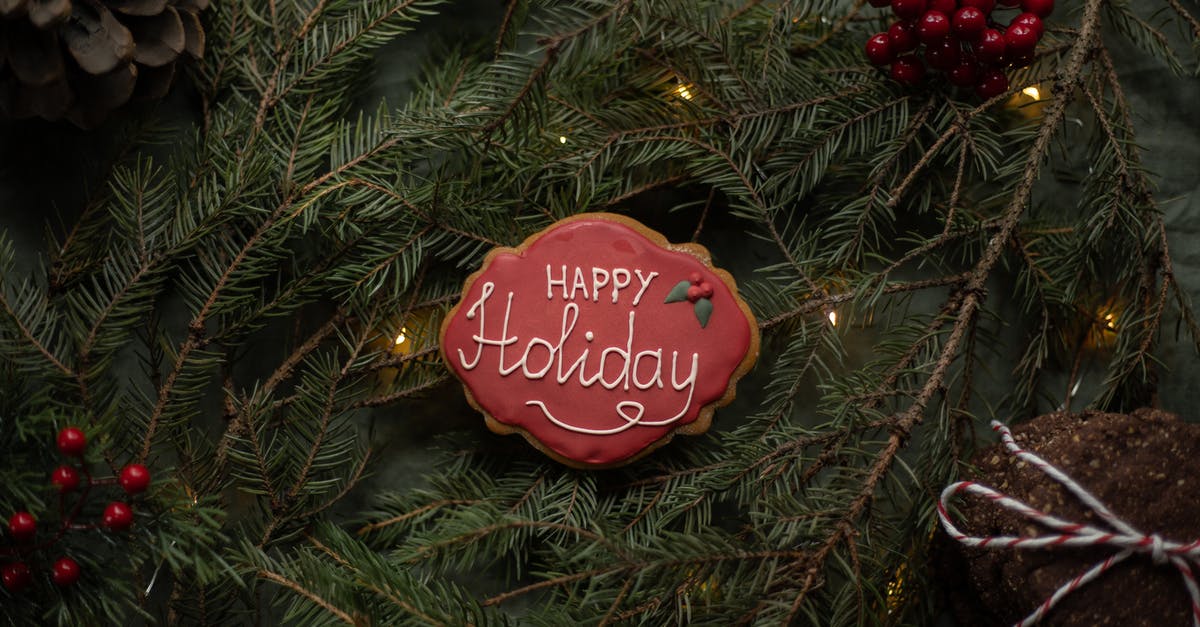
left=674, top=84, right=694, bottom=100
left=827, top=311, right=837, bottom=326
left=394, top=327, right=409, bottom=345
left=1103, top=313, right=1115, bottom=330
left=1022, top=86, right=1041, bottom=100
left=558, top=135, right=567, bottom=144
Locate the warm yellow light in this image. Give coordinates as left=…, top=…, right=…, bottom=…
left=886, top=570, right=905, bottom=614
left=1022, top=86, right=1041, bottom=100
left=558, top=135, right=567, bottom=144
left=1103, top=313, right=1116, bottom=330
left=674, top=84, right=694, bottom=101
left=827, top=311, right=837, bottom=326
left=394, top=327, right=409, bottom=345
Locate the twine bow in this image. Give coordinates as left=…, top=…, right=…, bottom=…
left=937, top=420, right=1200, bottom=627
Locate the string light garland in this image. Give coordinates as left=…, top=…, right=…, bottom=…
left=938, top=421, right=1200, bottom=627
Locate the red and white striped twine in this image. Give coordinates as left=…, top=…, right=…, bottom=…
left=937, top=420, right=1200, bottom=627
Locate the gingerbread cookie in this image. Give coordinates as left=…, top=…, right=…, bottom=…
left=935, top=409, right=1200, bottom=626
left=439, top=213, right=760, bottom=468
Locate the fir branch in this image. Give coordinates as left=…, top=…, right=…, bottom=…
left=781, top=0, right=1108, bottom=618
left=257, top=569, right=357, bottom=625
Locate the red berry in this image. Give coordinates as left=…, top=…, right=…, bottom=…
left=948, top=60, right=982, bottom=86
left=975, top=68, right=1010, bottom=98
left=960, top=0, right=996, bottom=11
left=869, top=0, right=892, bottom=6
left=688, top=272, right=703, bottom=285
left=924, top=38, right=961, bottom=70
left=890, top=54, right=926, bottom=85
left=865, top=32, right=895, bottom=65
left=917, top=11, right=951, bottom=44
left=8, top=512, right=35, bottom=542
left=1, top=563, right=31, bottom=592
left=1005, top=23, right=1039, bottom=54
left=1011, top=12, right=1044, bottom=38
left=952, top=7, right=987, bottom=40
left=1020, top=0, right=1053, bottom=18
left=891, top=0, right=927, bottom=21
left=888, top=20, right=919, bottom=53
left=102, top=502, right=134, bottom=531
left=928, top=0, right=956, bottom=13
left=685, top=285, right=703, bottom=303
left=119, top=464, right=151, bottom=495
left=975, top=28, right=1007, bottom=64
left=698, top=282, right=714, bottom=299
left=51, top=557, right=80, bottom=587
left=56, top=427, right=87, bottom=457
left=51, top=465, right=81, bottom=493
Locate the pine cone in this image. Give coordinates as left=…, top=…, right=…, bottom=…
left=0, top=0, right=208, bottom=127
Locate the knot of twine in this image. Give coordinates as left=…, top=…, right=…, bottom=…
left=937, top=420, right=1200, bottom=627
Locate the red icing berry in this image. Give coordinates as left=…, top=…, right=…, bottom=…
left=1005, top=23, right=1039, bottom=55
left=51, top=557, right=80, bottom=587
left=1011, top=12, right=1044, bottom=38
left=688, top=272, right=703, bottom=285
left=8, top=511, right=35, bottom=542
left=888, top=20, right=919, bottom=53
left=975, top=68, right=1010, bottom=99
left=118, top=464, right=151, bottom=495
left=1, top=563, right=31, bottom=592
left=952, top=7, right=987, bottom=40
left=1020, top=0, right=1053, bottom=18
left=948, top=60, right=981, bottom=87
left=685, top=285, right=703, bottom=303
left=698, top=282, right=714, bottom=299
left=928, top=0, right=956, bottom=13
left=869, top=0, right=892, bottom=6
left=56, top=427, right=87, bottom=457
left=102, top=502, right=134, bottom=531
left=890, top=55, right=926, bottom=85
left=865, top=32, right=895, bottom=65
left=975, top=28, right=1007, bottom=64
left=51, top=465, right=80, bottom=493
left=960, top=0, right=996, bottom=11
left=891, top=0, right=927, bottom=21
left=924, top=38, right=961, bottom=70
left=917, top=11, right=951, bottom=44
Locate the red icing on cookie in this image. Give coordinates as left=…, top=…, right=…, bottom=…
left=440, top=213, right=759, bottom=468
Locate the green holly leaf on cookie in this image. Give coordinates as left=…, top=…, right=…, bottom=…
left=694, top=298, right=712, bottom=328
left=664, top=280, right=691, bottom=303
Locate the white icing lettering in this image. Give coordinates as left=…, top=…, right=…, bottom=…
left=611, top=268, right=631, bottom=303
left=458, top=283, right=519, bottom=372
left=597, top=311, right=635, bottom=390
left=457, top=282, right=703, bottom=437
left=591, top=268, right=610, bottom=303
left=633, top=270, right=658, bottom=306
left=571, top=267, right=589, bottom=301
left=546, top=264, right=567, bottom=300
left=633, top=349, right=663, bottom=390
left=495, top=292, right=522, bottom=376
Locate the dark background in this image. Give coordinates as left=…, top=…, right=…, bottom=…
left=0, top=1, right=1196, bottom=619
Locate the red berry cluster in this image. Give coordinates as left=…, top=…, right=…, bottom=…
left=2, top=427, right=152, bottom=593
left=685, top=272, right=715, bottom=303
left=864, top=0, right=1054, bottom=98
